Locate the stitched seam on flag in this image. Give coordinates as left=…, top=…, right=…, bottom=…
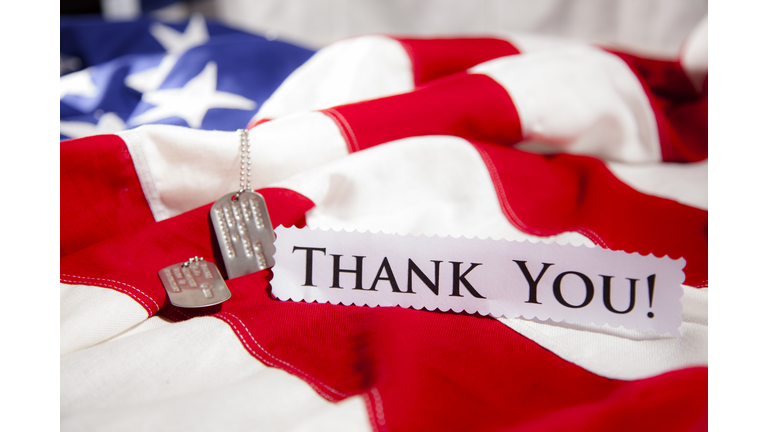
left=119, top=130, right=169, bottom=221
left=369, top=387, right=388, bottom=431
left=361, top=392, right=377, bottom=432
left=573, top=227, right=609, bottom=249
left=216, top=314, right=341, bottom=401
left=470, top=144, right=536, bottom=234
left=692, top=280, right=708, bottom=288
left=394, top=38, right=419, bottom=86
left=60, top=279, right=152, bottom=315
left=471, top=143, right=611, bottom=248
left=60, top=276, right=157, bottom=315
left=217, top=313, right=345, bottom=400
left=325, top=109, right=359, bottom=152
left=361, top=392, right=375, bottom=432
left=61, top=274, right=160, bottom=312
left=322, top=109, right=360, bottom=153
left=162, top=306, right=208, bottom=325
left=216, top=312, right=347, bottom=401
left=362, top=391, right=379, bottom=432
left=172, top=307, right=193, bottom=320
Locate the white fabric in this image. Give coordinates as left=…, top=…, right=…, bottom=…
left=61, top=308, right=371, bottom=432
left=60, top=284, right=148, bottom=357
left=680, top=15, right=708, bottom=92
left=119, top=112, right=347, bottom=221
left=119, top=125, right=240, bottom=221
left=273, top=135, right=593, bottom=245
left=471, top=46, right=661, bottom=163
left=253, top=35, right=413, bottom=121
left=607, top=159, right=708, bottom=210
left=500, top=286, right=707, bottom=380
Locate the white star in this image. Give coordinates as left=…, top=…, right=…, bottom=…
left=60, top=112, right=127, bottom=139
left=125, top=13, right=210, bottom=93
left=60, top=68, right=98, bottom=99
left=124, top=55, right=178, bottom=93
left=130, top=61, right=256, bottom=129
left=150, top=13, right=209, bottom=55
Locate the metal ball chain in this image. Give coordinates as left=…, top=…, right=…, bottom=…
left=234, top=128, right=251, bottom=200
left=181, top=256, right=204, bottom=268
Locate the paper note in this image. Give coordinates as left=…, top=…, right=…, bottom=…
left=270, top=227, right=686, bottom=336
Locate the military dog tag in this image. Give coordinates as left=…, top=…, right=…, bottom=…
left=210, top=191, right=276, bottom=279
left=159, top=257, right=231, bottom=308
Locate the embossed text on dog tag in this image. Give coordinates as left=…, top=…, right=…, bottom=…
left=210, top=191, right=276, bottom=279
left=159, top=258, right=231, bottom=308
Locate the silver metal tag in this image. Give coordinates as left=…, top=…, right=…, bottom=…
left=159, top=258, right=231, bottom=308
left=210, top=191, right=276, bottom=279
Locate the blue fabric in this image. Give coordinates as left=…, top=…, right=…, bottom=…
left=60, top=15, right=315, bottom=139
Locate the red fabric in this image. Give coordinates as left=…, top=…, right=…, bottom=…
left=394, top=37, right=520, bottom=86
left=60, top=183, right=706, bottom=432
left=471, top=142, right=707, bottom=287
left=506, top=367, right=707, bottom=432
left=322, top=72, right=522, bottom=152
left=60, top=134, right=155, bottom=258
left=247, top=117, right=272, bottom=129
left=606, top=51, right=708, bottom=163
left=60, top=187, right=314, bottom=316
left=610, top=54, right=698, bottom=99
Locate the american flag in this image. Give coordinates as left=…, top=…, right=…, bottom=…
left=61, top=13, right=708, bottom=432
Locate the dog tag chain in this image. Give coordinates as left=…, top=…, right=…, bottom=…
left=159, top=257, right=232, bottom=308
left=210, top=128, right=276, bottom=279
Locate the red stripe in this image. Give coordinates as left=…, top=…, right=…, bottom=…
left=608, top=53, right=699, bottom=99
left=60, top=134, right=155, bottom=258
left=472, top=141, right=707, bottom=287
left=322, top=72, right=522, bottom=151
left=605, top=50, right=708, bottom=163
left=323, top=108, right=360, bottom=153
left=394, top=37, right=520, bottom=86
left=508, top=367, right=707, bottom=431
left=60, top=187, right=314, bottom=315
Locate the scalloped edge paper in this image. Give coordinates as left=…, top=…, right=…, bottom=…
left=271, top=226, right=686, bottom=336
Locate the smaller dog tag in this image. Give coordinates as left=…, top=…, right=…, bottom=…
left=159, top=257, right=231, bottom=308
left=210, top=191, right=276, bottom=279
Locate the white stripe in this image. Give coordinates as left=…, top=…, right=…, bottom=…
left=607, top=159, right=708, bottom=210
left=271, top=135, right=594, bottom=245
left=119, top=125, right=239, bottom=221
left=60, top=283, right=148, bottom=357
left=471, top=46, right=661, bottom=163
left=253, top=35, right=414, bottom=122
left=61, top=313, right=371, bottom=432
left=501, top=286, right=708, bottom=380
left=118, top=112, right=347, bottom=221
